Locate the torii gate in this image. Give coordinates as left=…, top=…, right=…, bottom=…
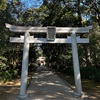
left=6, top=23, right=92, bottom=100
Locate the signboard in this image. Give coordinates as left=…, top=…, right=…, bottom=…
left=47, top=26, right=56, bottom=41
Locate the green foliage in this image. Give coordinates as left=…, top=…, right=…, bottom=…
left=29, top=46, right=41, bottom=63
left=63, top=67, right=74, bottom=76
left=95, top=72, right=100, bottom=82
left=0, top=69, right=18, bottom=82
left=80, top=67, right=100, bottom=82
left=80, top=67, right=98, bottom=80
left=0, top=3, right=22, bottom=82
left=0, top=56, right=18, bottom=82
left=0, top=0, right=100, bottom=82
left=82, top=0, right=100, bottom=25
left=42, top=44, right=72, bottom=71
left=0, top=56, right=7, bottom=70
left=0, top=0, right=6, bottom=10
left=64, top=67, right=100, bottom=82
left=78, top=23, right=100, bottom=67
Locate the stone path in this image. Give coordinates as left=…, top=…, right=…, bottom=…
left=27, top=66, right=83, bottom=100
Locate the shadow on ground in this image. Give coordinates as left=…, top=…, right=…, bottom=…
left=0, top=85, right=20, bottom=100
left=28, top=68, right=82, bottom=100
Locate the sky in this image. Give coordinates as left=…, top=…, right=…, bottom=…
left=20, top=0, right=43, bottom=9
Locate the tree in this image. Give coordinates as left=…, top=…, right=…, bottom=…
left=82, top=0, right=100, bottom=25
left=0, top=0, right=6, bottom=10
left=78, top=23, right=100, bottom=67
left=42, top=0, right=78, bottom=26
left=0, top=0, right=100, bottom=82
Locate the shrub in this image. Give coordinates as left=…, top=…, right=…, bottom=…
left=0, top=69, right=18, bottom=82
left=80, top=67, right=99, bottom=80
left=81, top=67, right=94, bottom=79
left=0, top=56, right=18, bottom=82
left=94, top=71, right=100, bottom=82
left=0, top=56, right=8, bottom=71
left=64, top=67, right=74, bottom=76
left=64, top=66, right=100, bottom=82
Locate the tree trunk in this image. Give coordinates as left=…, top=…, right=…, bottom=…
left=77, top=0, right=82, bottom=27
left=83, top=45, right=92, bottom=67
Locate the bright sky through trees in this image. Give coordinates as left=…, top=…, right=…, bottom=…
left=20, top=0, right=43, bottom=8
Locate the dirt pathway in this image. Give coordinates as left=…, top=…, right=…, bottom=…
left=27, top=67, right=83, bottom=100
left=0, top=79, right=20, bottom=100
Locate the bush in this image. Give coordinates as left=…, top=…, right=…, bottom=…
left=80, top=67, right=97, bottom=80
left=64, top=67, right=74, bottom=76
left=0, top=56, right=8, bottom=71
left=80, top=67, right=100, bottom=80
left=0, top=56, right=18, bottom=82
left=94, top=72, right=100, bottom=82
left=0, top=69, right=18, bottom=82
left=64, top=66, right=100, bottom=82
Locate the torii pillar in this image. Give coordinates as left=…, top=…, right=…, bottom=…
left=17, top=31, right=30, bottom=100
left=71, top=32, right=82, bottom=96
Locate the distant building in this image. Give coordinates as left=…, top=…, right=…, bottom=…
left=36, top=57, right=46, bottom=66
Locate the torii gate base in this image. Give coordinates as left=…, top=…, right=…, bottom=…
left=6, top=24, right=92, bottom=100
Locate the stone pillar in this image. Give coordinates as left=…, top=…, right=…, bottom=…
left=18, top=31, right=30, bottom=100
left=71, top=32, right=82, bottom=96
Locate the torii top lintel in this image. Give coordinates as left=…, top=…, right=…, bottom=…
left=6, top=23, right=92, bottom=33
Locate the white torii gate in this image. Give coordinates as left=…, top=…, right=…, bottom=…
left=6, top=23, right=92, bottom=100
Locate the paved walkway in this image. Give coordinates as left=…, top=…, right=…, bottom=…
left=27, top=66, right=83, bottom=100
